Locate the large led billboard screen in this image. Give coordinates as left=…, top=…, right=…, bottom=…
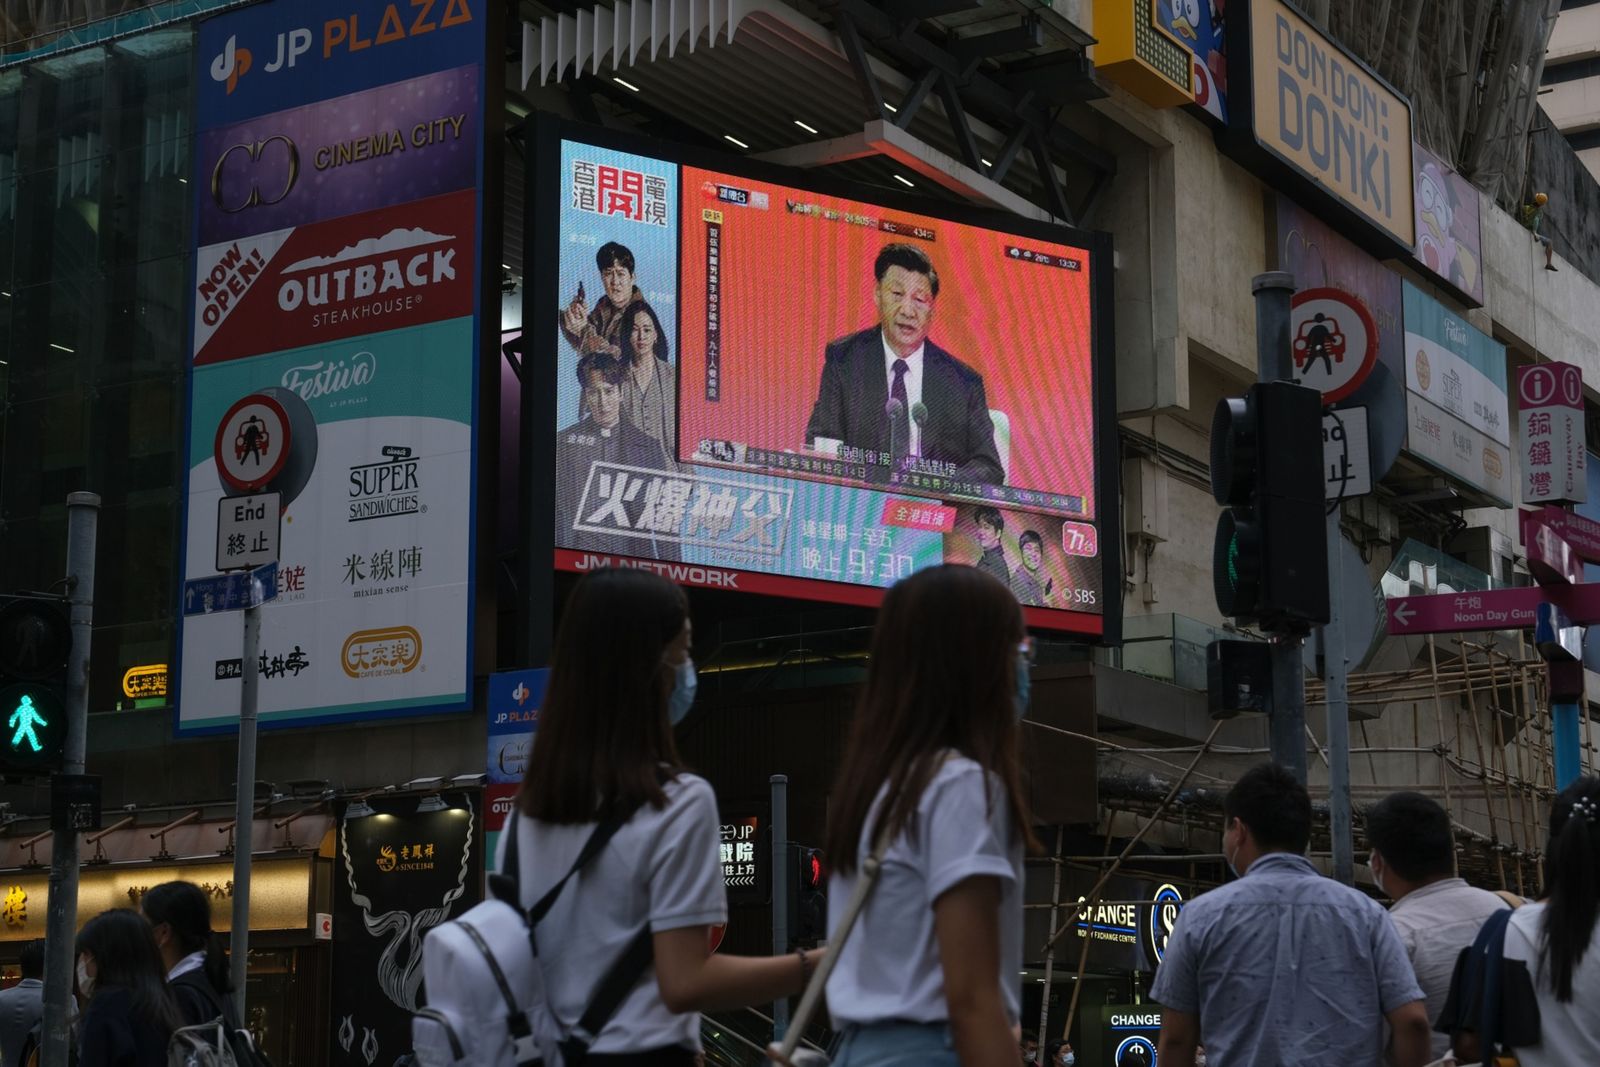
left=541, top=126, right=1116, bottom=637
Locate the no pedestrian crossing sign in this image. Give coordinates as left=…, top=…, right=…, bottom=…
left=214, top=393, right=291, bottom=492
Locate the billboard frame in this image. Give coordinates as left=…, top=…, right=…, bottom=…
left=520, top=113, right=1121, bottom=649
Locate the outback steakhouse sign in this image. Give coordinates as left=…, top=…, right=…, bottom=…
left=193, top=189, right=475, bottom=364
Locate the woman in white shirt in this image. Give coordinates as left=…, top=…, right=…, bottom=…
left=498, top=568, right=818, bottom=1067
left=824, top=563, right=1038, bottom=1067
left=1443, top=774, right=1600, bottom=1066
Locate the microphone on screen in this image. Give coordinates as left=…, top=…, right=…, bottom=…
left=886, top=398, right=906, bottom=472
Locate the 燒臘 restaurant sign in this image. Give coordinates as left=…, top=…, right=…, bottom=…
left=1225, top=0, right=1415, bottom=252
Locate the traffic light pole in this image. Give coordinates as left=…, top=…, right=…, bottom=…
left=1253, top=273, right=1309, bottom=784
left=230, top=594, right=263, bottom=1018
left=42, top=492, right=98, bottom=1067
left=770, top=774, right=789, bottom=1044
left=1324, top=508, right=1354, bottom=884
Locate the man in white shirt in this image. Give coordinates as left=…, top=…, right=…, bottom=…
left=1367, top=790, right=1509, bottom=1064
left=805, top=244, right=1004, bottom=485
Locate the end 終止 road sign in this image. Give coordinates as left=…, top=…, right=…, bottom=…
left=183, top=562, right=279, bottom=617
left=216, top=491, right=281, bottom=572
left=214, top=393, right=291, bottom=493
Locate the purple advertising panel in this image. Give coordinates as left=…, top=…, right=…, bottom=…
left=197, top=64, right=479, bottom=245
left=1411, top=143, right=1484, bottom=307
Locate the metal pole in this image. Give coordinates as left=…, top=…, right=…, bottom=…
left=770, top=774, right=789, bottom=1043
left=42, top=492, right=98, bottom=1067
left=230, top=598, right=262, bottom=1016
left=1553, top=702, right=1582, bottom=790
left=1253, top=272, right=1308, bottom=782
left=1324, top=512, right=1354, bottom=884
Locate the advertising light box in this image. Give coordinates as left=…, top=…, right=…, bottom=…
left=540, top=125, right=1118, bottom=638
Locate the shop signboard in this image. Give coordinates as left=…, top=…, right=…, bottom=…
left=1518, top=362, right=1587, bottom=506
left=1226, top=0, right=1415, bottom=253
left=176, top=0, right=486, bottom=732
left=1401, top=282, right=1510, bottom=505
left=333, top=795, right=481, bottom=1067
left=540, top=128, right=1119, bottom=639
left=1411, top=143, right=1484, bottom=306
left=1157, top=0, right=1228, bottom=121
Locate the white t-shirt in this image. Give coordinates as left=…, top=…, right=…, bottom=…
left=493, top=773, right=727, bottom=1053
left=824, top=756, right=1023, bottom=1027
left=1500, top=902, right=1600, bottom=1067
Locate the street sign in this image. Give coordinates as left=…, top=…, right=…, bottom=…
left=182, top=562, right=279, bottom=617
left=1518, top=362, right=1586, bottom=506
left=1290, top=287, right=1378, bottom=403
left=216, top=491, right=281, bottom=572
left=1323, top=406, right=1372, bottom=499
left=1535, top=602, right=1583, bottom=662
left=1387, top=583, right=1600, bottom=635
left=1524, top=506, right=1600, bottom=565
left=1526, top=517, right=1583, bottom=586
left=214, top=393, right=291, bottom=492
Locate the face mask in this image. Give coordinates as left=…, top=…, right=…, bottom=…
left=1195, top=1054, right=1206, bottom=1067
left=1022, top=1054, right=1036, bottom=1064
left=667, top=658, right=697, bottom=725
left=1015, top=655, right=1031, bottom=720
left=76, top=958, right=94, bottom=999
left=1223, top=823, right=1241, bottom=878
left=1370, top=856, right=1388, bottom=898
left=1063, top=1055, right=1075, bottom=1066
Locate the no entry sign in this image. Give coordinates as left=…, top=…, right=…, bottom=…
left=1290, top=287, right=1378, bottom=404
left=214, top=393, right=291, bottom=492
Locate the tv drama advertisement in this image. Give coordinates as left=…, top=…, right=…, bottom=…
left=547, top=134, right=1114, bottom=635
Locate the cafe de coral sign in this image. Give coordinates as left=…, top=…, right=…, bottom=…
left=1227, top=0, right=1415, bottom=251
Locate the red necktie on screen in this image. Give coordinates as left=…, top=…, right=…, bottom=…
left=890, top=358, right=910, bottom=462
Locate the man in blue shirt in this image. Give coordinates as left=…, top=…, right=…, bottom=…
left=1151, top=763, right=1434, bottom=1067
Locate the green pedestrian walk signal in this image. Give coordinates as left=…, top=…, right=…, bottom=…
left=0, top=685, right=65, bottom=772
left=0, top=595, right=71, bottom=776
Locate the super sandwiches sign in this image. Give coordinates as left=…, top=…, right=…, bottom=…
left=1224, top=0, right=1415, bottom=253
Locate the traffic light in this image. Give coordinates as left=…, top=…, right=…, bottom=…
left=0, top=595, right=71, bottom=776
left=1210, top=382, right=1329, bottom=633
left=787, top=844, right=827, bottom=947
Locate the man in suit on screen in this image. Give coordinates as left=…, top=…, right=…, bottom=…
left=805, top=243, right=1005, bottom=485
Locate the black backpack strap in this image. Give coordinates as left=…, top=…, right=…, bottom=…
left=559, top=927, right=655, bottom=1067
left=490, top=804, right=645, bottom=927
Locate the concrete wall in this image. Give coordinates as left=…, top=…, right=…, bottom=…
left=1548, top=4, right=1600, bottom=63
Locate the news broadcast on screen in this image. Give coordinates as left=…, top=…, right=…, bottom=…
left=546, top=132, right=1113, bottom=636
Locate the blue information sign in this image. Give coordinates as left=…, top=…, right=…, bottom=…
left=182, top=562, right=279, bottom=616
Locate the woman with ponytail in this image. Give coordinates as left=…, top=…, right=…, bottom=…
left=1452, top=775, right=1600, bottom=1065
left=139, top=881, right=239, bottom=1030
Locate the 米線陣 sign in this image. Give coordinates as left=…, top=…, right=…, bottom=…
left=1226, top=0, right=1415, bottom=252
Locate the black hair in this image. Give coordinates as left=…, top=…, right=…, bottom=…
left=518, top=568, right=688, bottom=823
left=620, top=300, right=670, bottom=364
left=1539, top=775, right=1600, bottom=1003
left=75, top=909, right=183, bottom=1036
left=974, top=506, right=1004, bottom=533
left=141, top=881, right=232, bottom=996
left=1019, top=530, right=1043, bottom=550
left=576, top=352, right=626, bottom=389
left=18, top=939, right=43, bottom=980
left=1044, top=1041, right=1067, bottom=1062
left=596, top=241, right=636, bottom=275
left=1224, top=762, right=1312, bottom=854
left=1366, top=791, right=1455, bottom=882
left=873, top=243, right=940, bottom=297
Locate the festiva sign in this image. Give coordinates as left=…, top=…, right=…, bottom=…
left=1225, top=0, right=1415, bottom=252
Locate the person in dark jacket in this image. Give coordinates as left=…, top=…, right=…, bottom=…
left=141, top=881, right=241, bottom=1031
left=75, top=909, right=182, bottom=1067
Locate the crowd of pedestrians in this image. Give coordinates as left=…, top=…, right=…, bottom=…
left=9, top=564, right=1599, bottom=1067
